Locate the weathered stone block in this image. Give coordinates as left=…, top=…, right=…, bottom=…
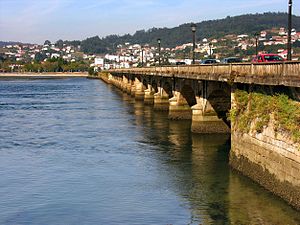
left=230, top=134, right=300, bottom=210
left=192, top=120, right=230, bottom=133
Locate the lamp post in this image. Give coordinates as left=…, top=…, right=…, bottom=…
left=209, top=43, right=212, bottom=58
left=141, top=45, right=144, bottom=67
left=191, top=23, right=197, bottom=64
left=287, top=0, right=292, bottom=60
left=255, top=32, right=260, bottom=56
left=157, top=38, right=161, bottom=65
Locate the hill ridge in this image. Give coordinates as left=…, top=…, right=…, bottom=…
left=80, top=12, right=300, bottom=54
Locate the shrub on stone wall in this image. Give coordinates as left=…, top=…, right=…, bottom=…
left=229, top=90, right=300, bottom=144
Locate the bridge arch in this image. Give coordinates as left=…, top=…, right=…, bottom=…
left=181, top=84, right=197, bottom=107
left=207, top=88, right=231, bottom=125
left=150, top=78, right=159, bottom=93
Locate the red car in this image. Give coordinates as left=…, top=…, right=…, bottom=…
left=252, top=53, right=284, bottom=63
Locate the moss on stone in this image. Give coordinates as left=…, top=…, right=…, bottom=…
left=230, top=90, right=300, bottom=144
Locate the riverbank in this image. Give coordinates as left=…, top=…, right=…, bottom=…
left=0, top=72, right=88, bottom=78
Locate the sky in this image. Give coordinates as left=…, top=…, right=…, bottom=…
left=0, top=0, right=299, bottom=44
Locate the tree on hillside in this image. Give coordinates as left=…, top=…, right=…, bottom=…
left=55, top=39, right=64, bottom=49
left=81, top=36, right=109, bottom=54
left=34, top=52, right=47, bottom=62
left=44, top=40, right=51, bottom=46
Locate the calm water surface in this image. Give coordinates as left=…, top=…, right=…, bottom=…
left=0, top=78, right=299, bottom=225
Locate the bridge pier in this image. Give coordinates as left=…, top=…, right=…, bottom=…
left=125, top=80, right=132, bottom=95
left=110, top=75, right=118, bottom=86
left=121, top=76, right=129, bottom=92
left=191, top=96, right=230, bottom=133
left=116, top=77, right=122, bottom=89
left=154, top=87, right=169, bottom=111
left=134, top=78, right=145, bottom=101
left=130, top=80, right=136, bottom=97
left=144, top=84, right=155, bottom=105
left=168, top=91, right=192, bottom=120
left=107, top=74, right=113, bottom=84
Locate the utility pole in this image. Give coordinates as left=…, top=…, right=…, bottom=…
left=287, top=0, right=292, bottom=60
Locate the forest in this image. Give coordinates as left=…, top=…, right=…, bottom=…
left=77, top=12, right=300, bottom=54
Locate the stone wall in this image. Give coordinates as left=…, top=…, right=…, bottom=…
left=230, top=89, right=300, bottom=210
left=230, top=132, right=300, bottom=210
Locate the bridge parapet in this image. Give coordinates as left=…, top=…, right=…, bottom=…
left=110, top=61, right=300, bottom=87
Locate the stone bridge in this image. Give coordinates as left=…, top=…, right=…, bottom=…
left=96, top=61, right=300, bottom=210
left=107, top=61, right=299, bottom=131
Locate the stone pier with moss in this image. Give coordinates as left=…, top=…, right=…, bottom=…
left=93, top=61, right=300, bottom=210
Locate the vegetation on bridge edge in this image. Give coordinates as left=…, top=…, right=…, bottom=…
left=229, top=90, right=300, bottom=147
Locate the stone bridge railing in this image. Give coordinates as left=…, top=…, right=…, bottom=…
left=110, top=61, right=300, bottom=87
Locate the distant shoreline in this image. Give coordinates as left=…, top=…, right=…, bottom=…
left=0, top=72, right=88, bottom=78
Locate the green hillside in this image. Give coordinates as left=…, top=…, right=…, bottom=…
left=78, top=12, right=300, bottom=54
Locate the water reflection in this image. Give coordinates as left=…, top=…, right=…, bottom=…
left=228, top=172, right=300, bottom=225
left=189, top=134, right=231, bottom=224
left=2, top=79, right=297, bottom=224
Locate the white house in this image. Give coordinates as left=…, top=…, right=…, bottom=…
left=237, top=34, right=248, bottom=39
left=95, top=57, right=104, bottom=66
left=51, top=53, right=60, bottom=58
left=279, top=27, right=286, bottom=36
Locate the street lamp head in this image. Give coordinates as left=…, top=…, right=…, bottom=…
left=191, top=23, right=197, bottom=32
left=157, top=38, right=161, bottom=44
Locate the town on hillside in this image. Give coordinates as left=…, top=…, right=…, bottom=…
left=1, top=27, right=300, bottom=73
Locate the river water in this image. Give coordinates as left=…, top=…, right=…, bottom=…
left=0, top=78, right=299, bottom=225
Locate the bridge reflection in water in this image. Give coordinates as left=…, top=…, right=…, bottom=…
left=111, top=86, right=300, bottom=225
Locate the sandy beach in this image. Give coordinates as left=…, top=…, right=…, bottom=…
left=0, top=72, right=88, bottom=78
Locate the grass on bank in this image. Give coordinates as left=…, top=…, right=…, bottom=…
left=229, top=90, right=300, bottom=144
